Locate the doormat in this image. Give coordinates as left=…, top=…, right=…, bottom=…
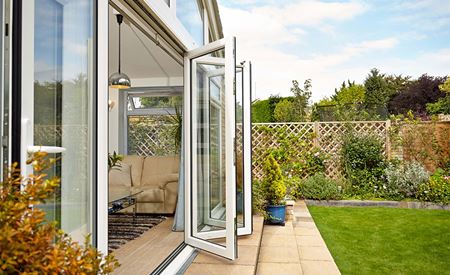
left=108, top=214, right=167, bottom=252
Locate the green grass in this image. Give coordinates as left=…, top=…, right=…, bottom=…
left=308, top=206, right=450, bottom=275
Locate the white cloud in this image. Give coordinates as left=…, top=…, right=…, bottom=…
left=220, top=1, right=398, bottom=101
left=219, top=0, right=449, bottom=103
left=255, top=0, right=368, bottom=26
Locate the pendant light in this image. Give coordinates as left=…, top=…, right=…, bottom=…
left=109, top=13, right=131, bottom=89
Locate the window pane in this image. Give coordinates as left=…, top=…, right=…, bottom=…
left=32, top=0, right=95, bottom=243
left=130, top=95, right=182, bottom=109
left=176, top=0, right=204, bottom=45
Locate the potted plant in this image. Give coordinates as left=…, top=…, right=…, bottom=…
left=108, top=151, right=123, bottom=171
left=262, top=153, right=287, bottom=225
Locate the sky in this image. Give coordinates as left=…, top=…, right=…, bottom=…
left=217, top=0, right=450, bottom=102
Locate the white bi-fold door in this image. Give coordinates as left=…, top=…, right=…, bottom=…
left=184, top=37, right=252, bottom=260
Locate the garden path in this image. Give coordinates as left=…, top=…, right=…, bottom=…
left=256, top=201, right=341, bottom=275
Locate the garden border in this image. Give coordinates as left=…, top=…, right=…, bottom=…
left=305, top=199, right=450, bottom=211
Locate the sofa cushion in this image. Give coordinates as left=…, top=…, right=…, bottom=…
left=122, top=155, right=145, bottom=186
left=109, top=164, right=132, bottom=188
left=137, top=187, right=165, bottom=203
left=109, top=186, right=131, bottom=202
left=141, top=155, right=180, bottom=187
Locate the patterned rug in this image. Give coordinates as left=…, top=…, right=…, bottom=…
left=108, top=214, right=167, bottom=252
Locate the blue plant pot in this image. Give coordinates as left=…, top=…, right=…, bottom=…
left=266, top=205, right=286, bottom=226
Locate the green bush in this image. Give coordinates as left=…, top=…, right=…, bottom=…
left=341, top=133, right=386, bottom=195
left=417, top=169, right=450, bottom=204
left=296, top=173, right=342, bottom=200
left=285, top=176, right=302, bottom=199
left=252, top=180, right=267, bottom=216
left=262, top=154, right=286, bottom=205
left=383, top=161, right=429, bottom=199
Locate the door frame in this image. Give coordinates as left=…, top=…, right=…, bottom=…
left=184, top=37, right=237, bottom=260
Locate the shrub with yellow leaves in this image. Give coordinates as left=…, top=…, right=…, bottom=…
left=0, top=152, right=119, bottom=274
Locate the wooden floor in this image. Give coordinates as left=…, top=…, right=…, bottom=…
left=112, top=217, right=183, bottom=275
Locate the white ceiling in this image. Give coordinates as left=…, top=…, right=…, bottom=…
left=108, top=6, right=183, bottom=80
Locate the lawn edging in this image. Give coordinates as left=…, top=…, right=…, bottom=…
left=305, top=199, right=450, bottom=211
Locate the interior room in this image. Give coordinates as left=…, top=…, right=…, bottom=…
left=107, top=5, right=184, bottom=273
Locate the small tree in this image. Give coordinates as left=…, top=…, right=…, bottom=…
left=291, top=79, right=312, bottom=121
left=262, top=154, right=286, bottom=205
left=0, top=152, right=119, bottom=274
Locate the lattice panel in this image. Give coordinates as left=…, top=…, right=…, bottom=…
left=252, top=121, right=388, bottom=180
left=317, top=121, right=387, bottom=179
left=128, top=121, right=177, bottom=156
left=252, top=123, right=315, bottom=180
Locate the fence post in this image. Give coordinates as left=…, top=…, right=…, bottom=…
left=385, top=120, right=391, bottom=159
left=314, top=121, right=319, bottom=147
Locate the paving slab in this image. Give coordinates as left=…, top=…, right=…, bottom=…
left=185, top=216, right=264, bottom=274
left=257, top=263, right=303, bottom=275
left=300, top=260, right=341, bottom=275
left=258, top=245, right=300, bottom=263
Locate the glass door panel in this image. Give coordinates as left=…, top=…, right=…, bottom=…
left=184, top=38, right=236, bottom=260
left=21, top=0, right=95, bottom=244
left=236, top=62, right=252, bottom=236
left=236, top=66, right=244, bottom=228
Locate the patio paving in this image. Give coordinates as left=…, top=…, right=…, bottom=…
left=185, top=216, right=264, bottom=275
left=256, top=201, right=341, bottom=275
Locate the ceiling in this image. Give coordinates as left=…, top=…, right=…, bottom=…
left=108, top=6, right=183, bottom=80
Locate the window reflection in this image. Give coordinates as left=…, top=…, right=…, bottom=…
left=33, top=0, right=94, bottom=244
left=176, top=0, right=204, bottom=45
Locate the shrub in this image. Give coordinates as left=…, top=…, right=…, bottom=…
left=417, top=169, right=450, bottom=204
left=296, top=173, right=342, bottom=200
left=252, top=180, right=267, bottom=216
left=285, top=176, right=302, bottom=199
left=384, top=161, right=429, bottom=199
left=262, top=154, right=286, bottom=205
left=0, top=152, right=119, bottom=274
left=340, top=133, right=385, bottom=195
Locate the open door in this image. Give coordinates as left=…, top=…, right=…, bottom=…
left=236, top=61, right=253, bottom=236
left=184, top=37, right=237, bottom=260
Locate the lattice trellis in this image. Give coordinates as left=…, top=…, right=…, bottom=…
left=128, top=118, right=177, bottom=156
left=252, top=121, right=388, bottom=180
left=252, top=123, right=315, bottom=180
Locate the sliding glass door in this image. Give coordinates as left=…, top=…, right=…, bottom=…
left=21, top=0, right=96, bottom=244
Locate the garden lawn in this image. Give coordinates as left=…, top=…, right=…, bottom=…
left=308, top=206, right=450, bottom=275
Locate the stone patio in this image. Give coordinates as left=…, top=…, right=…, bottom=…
left=256, top=201, right=341, bottom=275
left=185, top=216, right=264, bottom=274
left=185, top=201, right=340, bottom=275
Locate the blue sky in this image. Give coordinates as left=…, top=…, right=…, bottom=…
left=218, top=0, right=450, bottom=102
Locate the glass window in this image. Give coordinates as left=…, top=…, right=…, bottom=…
left=31, top=0, right=95, bottom=244
left=176, top=0, right=204, bottom=45
left=129, top=95, right=182, bottom=110
left=126, top=94, right=182, bottom=156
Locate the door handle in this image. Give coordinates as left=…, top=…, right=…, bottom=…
left=28, top=146, right=66, bottom=154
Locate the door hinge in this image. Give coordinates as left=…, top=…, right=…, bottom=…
left=5, top=23, right=8, bottom=37
left=2, top=136, right=8, bottom=148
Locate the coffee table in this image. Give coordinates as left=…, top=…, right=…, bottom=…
left=108, top=190, right=143, bottom=221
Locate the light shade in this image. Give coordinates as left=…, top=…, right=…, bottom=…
left=109, top=72, right=131, bottom=89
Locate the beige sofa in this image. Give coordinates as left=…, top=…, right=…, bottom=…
left=109, top=155, right=180, bottom=214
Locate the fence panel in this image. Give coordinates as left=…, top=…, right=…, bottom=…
left=252, top=121, right=388, bottom=180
